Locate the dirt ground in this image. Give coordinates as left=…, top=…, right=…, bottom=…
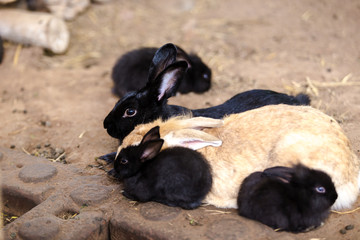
left=1, top=0, right=360, bottom=238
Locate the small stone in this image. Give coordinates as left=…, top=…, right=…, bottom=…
left=345, top=224, right=354, bottom=230
left=340, top=229, right=347, bottom=234
left=44, top=143, right=51, bottom=147
left=55, top=148, right=65, bottom=154
left=36, top=144, right=41, bottom=149
left=23, top=110, right=28, bottom=114
left=10, top=145, right=15, bottom=149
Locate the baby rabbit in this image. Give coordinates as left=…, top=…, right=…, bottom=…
left=117, top=104, right=360, bottom=211
left=237, top=164, right=338, bottom=233
left=103, top=43, right=310, bottom=142
left=111, top=45, right=212, bottom=97
left=109, top=126, right=212, bottom=210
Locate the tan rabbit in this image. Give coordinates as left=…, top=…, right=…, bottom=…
left=117, top=104, right=360, bottom=210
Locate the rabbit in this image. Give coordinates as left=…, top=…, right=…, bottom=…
left=103, top=43, right=310, bottom=143
left=116, top=104, right=360, bottom=211
left=111, top=45, right=212, bottom=97
left=108, top=126, right=212, bottom=210
left=237, top=164, right=338, bottom=233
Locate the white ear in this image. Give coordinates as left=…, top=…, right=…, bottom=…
left=163, top=129, right=222, bottom=150
left=178, top=117, right=224, bottom=130
left=158, top=70, right=179, bottom=101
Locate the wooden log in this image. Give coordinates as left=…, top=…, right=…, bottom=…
left=0, top=9, right=69, bottom=54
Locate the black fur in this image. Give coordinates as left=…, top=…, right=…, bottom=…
left=103, top=43, right=311, bottom=142
left=111, top=46, right=211, bottom=97
left=237, top=164, right=338, bottom=233
left=110, top=126, right=212, bottom=210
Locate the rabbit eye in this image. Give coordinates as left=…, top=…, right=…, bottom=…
left=123, top=108, right=137, bottom=118
left=203, top=73, right=209, bottom=79
left=315, top=186, right=326, bottom=194
left=120, top=159, right=128, bottom=165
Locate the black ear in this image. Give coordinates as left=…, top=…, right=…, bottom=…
left=141, top=126, right=161, bottom=144
left=139, top=139, right=164, bottom=162
left=148, top=43, right=177, bottom=83
left=262, top=166, right=294, bottom=184
left=149, top=61, right=188, bottom=102
left=174, top=45, right=192, bottom=69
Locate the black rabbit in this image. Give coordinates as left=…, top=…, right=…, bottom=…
left=111, top=45, right=212, bottom=97
left=237, top=164, right=338, bottom=233
left=109, top=126, right=212, bottom=210
left=103, top=43, right=310, bottom=143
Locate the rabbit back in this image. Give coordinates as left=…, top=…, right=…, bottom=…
left=112, top=48, right=156, bottom=97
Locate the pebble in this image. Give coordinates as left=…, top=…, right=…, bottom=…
left=340, top=229, right=347, bottom=234
left=44, top=143, right=51, bottom=147
left=10, top=144, right=16, bottom=149
left=55, top=148, right=65, bottom=155
left=41, top=121, right=52, bottom=127
left=345, top=224, right=354, bottom=230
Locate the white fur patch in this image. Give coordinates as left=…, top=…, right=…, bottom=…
left=158, top=71, right=177, bottom=101
left=331, top=182, right=359, bottom=210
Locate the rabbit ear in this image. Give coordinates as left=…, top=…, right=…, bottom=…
left=174, top=45, right=192, bottom=69
left=262, top=166, right=294, bottom=184
left=141, top=126, right=161, bottom=144
left=139, top=139, right=164, bottom=162
left=163, top=129, right=222, bottom=150
left=176, top=117, right=224, bottom=130
left=148, top=43, right=177, bottom=83
left=150, top=61, right=188, bottom=102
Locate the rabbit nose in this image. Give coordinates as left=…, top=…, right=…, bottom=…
left=103, top=115, right=113, bottom=129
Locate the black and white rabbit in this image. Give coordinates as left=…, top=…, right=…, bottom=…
left=109, top=126, right=212, bottom=210
left=103, top=43, right=310, bottom=143
left=111, top=45, right=212, bottom=97
left=237, top=164, right=338, bottom=233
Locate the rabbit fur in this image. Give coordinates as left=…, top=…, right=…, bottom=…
left=117, top=104, right=360, bottom=211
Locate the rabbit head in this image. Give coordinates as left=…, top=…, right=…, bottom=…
left=112, top=126, right=164, bottom=179
left=103, top=43, right=188, bottom=141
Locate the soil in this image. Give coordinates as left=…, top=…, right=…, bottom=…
left=1, top=0, right=360, bottom=239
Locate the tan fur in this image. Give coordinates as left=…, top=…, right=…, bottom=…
left=119, top=105, right=360, bottom=210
